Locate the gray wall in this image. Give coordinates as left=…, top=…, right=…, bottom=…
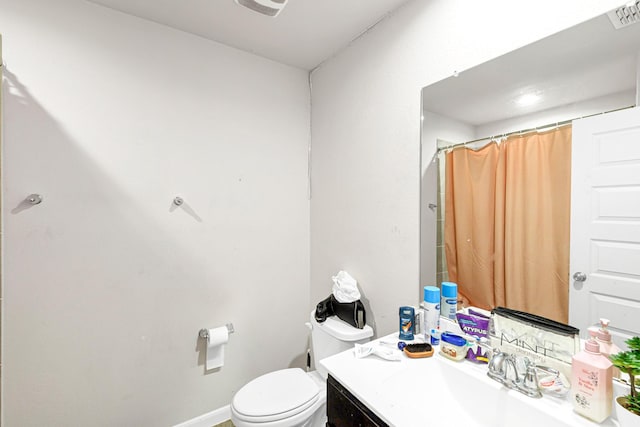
left=0, top=0, right=310, bottom=425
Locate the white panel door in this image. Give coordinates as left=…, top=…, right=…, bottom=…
left=570, top=107, right=640, bottom=350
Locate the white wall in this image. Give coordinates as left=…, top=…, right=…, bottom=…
left=422, top=112, right=476, bottom=150
left=1, top=0, right=627, bottom=424
left=420, top=111, right=475, bottom=287
left=310, top=0, right=622, bottom=337
left=0, top=0, right=310, bottom=425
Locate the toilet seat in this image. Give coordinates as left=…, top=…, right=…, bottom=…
left=232, top=368, right=320, bottom=423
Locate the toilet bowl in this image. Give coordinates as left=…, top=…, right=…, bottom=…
left=230, top=310, right=373, bottom=427
left=231, top=369, right=325, bottom=427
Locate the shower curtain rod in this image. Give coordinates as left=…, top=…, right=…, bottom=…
left=436, top=105, right=633, bottom=153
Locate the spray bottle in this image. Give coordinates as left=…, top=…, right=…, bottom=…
left=421, top=286, right=440, bottom=342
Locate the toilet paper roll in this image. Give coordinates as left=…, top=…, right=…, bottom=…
left=206, top=326, right=229, bottom=370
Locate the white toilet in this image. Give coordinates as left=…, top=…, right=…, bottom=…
left=230, top=310, right=373, bottom=427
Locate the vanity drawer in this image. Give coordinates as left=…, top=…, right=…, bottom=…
left=326, top=374, right=389, bottom=427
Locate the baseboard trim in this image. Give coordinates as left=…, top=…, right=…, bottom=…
left=173, top=405, right=231, bottom=427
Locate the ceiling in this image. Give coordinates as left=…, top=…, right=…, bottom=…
left=85, top=0, right=413, bottom=70
left=422, top=13, right=640, bottom=126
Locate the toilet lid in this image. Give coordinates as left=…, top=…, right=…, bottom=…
left=232, top=368, right=320, bottom=421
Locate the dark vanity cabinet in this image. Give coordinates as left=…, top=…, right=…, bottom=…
left=326, top=374, right=389, bottom=427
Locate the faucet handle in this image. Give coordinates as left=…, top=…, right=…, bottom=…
left=522, top=366, right=541, bottom=395
left=487, top=349, right=508, bottom=383
left=487, top=349, right=505, bottom=373
left=518, top=364, right=560, bottom=398
left=515, top=366, right=543, bottom=398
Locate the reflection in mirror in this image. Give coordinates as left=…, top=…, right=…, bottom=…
left=420, top=13, right=640, bottom=324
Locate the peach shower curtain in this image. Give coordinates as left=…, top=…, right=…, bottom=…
left=444, top=126, right=572, bottom=323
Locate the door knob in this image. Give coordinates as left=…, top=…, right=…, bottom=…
left=573, top=272, right=587, bottom=282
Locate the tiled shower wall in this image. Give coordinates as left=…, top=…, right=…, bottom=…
left=436, top=154, right=448, bottom=286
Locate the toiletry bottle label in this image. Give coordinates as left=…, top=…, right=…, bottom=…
left=440, top=282, right=458, bottom=319
left=441, top=298, right=457, bottom=319
left=430, top=328, right=440, bottom=345
left=422, top=302, right=440, bottom=339
left=399, top=306, right=415, bottom=340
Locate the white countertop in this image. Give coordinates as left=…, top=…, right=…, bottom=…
left=320, top=333, right=620, bottom=427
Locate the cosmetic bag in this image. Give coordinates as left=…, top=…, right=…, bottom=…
left=314, top=294, right=366, bottom=329
left=489, top=307, right=580, bottom=378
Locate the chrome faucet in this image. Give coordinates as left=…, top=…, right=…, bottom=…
left=504, top=354, right=520, bottom=386
left=487, top=350, right=520, bottom=386
left=487, top=349, right=559, bottom=398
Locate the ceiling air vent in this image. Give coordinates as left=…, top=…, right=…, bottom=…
left=607, top=2, right=640, bottom=29
left=234, top=0, right=289, bottom=17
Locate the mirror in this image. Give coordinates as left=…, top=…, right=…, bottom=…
left=419, top=12, right=640, bottom=318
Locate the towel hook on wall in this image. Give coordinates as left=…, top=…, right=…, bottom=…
left=26, top=194, right=43, bottom=205
left=173, top=196, right=184, bottom=206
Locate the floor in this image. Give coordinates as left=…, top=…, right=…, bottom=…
left=213, top=421, right=234, bottom=427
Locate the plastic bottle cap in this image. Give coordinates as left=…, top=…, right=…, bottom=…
left=423, top=286, right=440, bottom=303
left=440, top=332, right=467, bottom=346
left=441, top=282, right=458, bottom=298
left=399, top=306, right=415, bottom=315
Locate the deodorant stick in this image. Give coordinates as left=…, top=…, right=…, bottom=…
left=399, top=306, right=415, bottom=340
left=441, top=282, right=458, bottom=319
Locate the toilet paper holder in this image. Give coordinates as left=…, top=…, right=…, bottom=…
left=199, top=323, right=234, bottom=340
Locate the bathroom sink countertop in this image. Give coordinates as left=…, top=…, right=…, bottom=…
left=320, top=333, right=620, bottom=427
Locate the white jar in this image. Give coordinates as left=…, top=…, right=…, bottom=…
left=439, top=332, right=467, bottom=361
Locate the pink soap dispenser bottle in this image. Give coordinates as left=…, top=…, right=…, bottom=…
left=594, top=318, right=621, bottom=377
left=571, top=330, right=613, bottom=423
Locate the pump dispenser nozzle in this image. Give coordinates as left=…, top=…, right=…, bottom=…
left=585, top=329, right=601, bottom=354
left=596, top=318, right=612, bottom=343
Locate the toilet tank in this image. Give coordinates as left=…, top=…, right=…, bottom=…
left=309, top=310, right=373, bottom=378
